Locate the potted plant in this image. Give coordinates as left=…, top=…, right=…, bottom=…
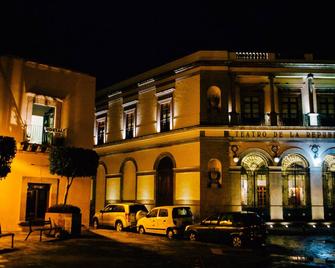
left=45, top=204, right=82, bottom=236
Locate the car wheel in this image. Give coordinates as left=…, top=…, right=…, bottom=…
left=115, top=221, right=123, bottom=232
left=188, top=231, right=198, bottom=241
left=93, top=218, right=99, bottom=229
left=166, top=229, right=174, bottom=240
left=231, top=236, right=243, bottom=248
left=138, top=226, right=145, bottom=234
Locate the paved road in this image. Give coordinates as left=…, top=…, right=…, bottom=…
left=0, top=229, right=335, bottom=267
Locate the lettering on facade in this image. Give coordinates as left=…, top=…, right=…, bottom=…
left=231, top=130, right=335, bottom=139
left=44, top=127, right=66, bottom=134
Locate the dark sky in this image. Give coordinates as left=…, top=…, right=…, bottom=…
left=0, top=1, right=333, bottom=89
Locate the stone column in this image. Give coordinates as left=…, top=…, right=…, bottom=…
left=229, top=73, right=238, bottom=125
left=310, top=167, right=324, bottom=220
left=307, top=74, right=319, bottom=126
left=229, top=167, right=242, bottom=212
left=269, top=167, right=283, bottom=220
left=269, top=74, right=278, bottom=126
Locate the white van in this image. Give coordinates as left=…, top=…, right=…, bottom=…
left=137, top=206, right=193, bottom=239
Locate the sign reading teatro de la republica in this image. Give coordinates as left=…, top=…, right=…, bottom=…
left=230, top=130, right=335, bottom=139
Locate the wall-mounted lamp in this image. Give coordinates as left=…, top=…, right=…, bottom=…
left=231, top=145, right=239, bottom=163
left=310, top=144, right=320, bottom=159
left=271, top=144, right=280, bottom=163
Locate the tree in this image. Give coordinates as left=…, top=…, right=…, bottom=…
left=49, top=146, right=99, bottom=205
left=0, top=136, right=16, bottom=179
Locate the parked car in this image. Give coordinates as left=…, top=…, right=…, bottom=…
left=92, top=203, right=148, bottom=231
left=185, top=211, right=266, bottom=248
left=137, top=206, right=193, bottom=239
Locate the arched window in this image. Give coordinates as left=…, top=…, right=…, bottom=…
left=282, top=154, right=310, bottom=220
left=207, top=86, right=222, bottom=112
left=122, top=160, right=137, bottom=201
left=323, top=155, right=335, bottom=219
left=241, top=153, right=269, bottom=218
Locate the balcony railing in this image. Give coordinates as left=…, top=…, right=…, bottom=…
left=235, top=52, right=270, bottom=60
left=22, top=125, right=66, bottom=151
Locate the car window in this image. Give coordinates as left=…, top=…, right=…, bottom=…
left=203, top=215, right=220, bottom=225
left=158, top=209, right=168, bottom=217
left=219, top=214, right=233, bottom=225
left=129, top=205, right=148, bottom=213
left=112, top=205, right=125, bottom=212
left=172, top=207, right=192, bottom=218
left=147, top=209, right=158, bottom=218
left=104, top=205, right=113, bottom=212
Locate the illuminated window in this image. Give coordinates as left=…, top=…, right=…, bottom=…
left=159, top=101, right=171, bottom=132
left=207, top=86, right=221, bottom=112
left=155, top=88, right=174, bottom=133
left=282, top=155, right=309, bottom=209
left=122, top=100, right=138, bottom=140
left=318, top=94, right=335, bottom=126
left=96, top=118, right=106, bottom=145
left=125, top=111, right=135, bottom=139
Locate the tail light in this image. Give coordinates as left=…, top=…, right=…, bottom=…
left=125, top=213, right=130, bottom=222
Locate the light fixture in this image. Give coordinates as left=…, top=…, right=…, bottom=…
left=271, top=144, right=280, bottom=164
left=310, top=144, right=320, bottom=159
left=231, top=145, right=239, bottom=163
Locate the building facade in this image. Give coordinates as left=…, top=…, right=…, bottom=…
left=94, top=51, right=335, bottom=222
left=0, top=56, right=96, bottom=231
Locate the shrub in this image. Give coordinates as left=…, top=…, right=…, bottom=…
left=0, top=136, right=16, bottom=179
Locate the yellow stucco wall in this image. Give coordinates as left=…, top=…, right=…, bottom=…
left=174, top=74, right=200, bottom=129
left=0, top=57, right=95, bottom=231
left=137, top=89, right=157, bottom=136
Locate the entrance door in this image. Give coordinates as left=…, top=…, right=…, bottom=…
left=156, top=157, right=174, bottom=206
left=25, top=183, right=50, bottom=220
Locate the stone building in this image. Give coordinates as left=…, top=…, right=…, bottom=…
left=94, top=51, right=335, bottom=222
left=0, top=56, right=95, bottom=231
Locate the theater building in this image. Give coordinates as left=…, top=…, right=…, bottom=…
left=0, top=56, right=95, bottom=230
left=94, top=51, right=335, bottom=222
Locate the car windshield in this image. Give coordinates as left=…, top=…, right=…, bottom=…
left=172, top=207, right=192, bottom=218
left=129, top=205, right=148, bottom=213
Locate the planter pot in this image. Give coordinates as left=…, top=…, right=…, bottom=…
left=45, top=212, right=81, bottom=236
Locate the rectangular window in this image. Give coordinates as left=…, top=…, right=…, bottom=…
left=240, top=90, right=263, bottom=125
left=318, top=95, right=335, bottom=126
left=288, top=174, right=305, bottom=206
left=96, top=119, right=105, bottom=145
left=160, top=102, right=171, bottom=132
left=125, top=111, right=135, bottom=139
left=279, top=94, right=302, bottom=126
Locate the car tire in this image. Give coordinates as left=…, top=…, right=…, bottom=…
left=138, top=226, right=145, bottom=234
left=188, top=231, right=198, bottom=241
left=166, top=229, right=174, bottom=240
left=115, top=221, right=123, bottom=232
left=93, top=218, right=99, bottom=229
left=231, top=235, right=243, bottom=248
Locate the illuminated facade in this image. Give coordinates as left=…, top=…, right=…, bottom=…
left=0, top=56, right=95, bottom=230
left=94, top=51, right=335, bottom=222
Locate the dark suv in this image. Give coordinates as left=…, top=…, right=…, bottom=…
left=185, top=211, right=266, bottom=248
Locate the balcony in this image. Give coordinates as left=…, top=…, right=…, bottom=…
left=21, top=124, right=66, bottom=152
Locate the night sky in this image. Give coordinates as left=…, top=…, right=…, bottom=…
left=1, top=1, right=334, bottom=89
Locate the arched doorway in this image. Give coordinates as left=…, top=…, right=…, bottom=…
left=282, top=154, right=311, bottom=221
left=323, top=155, right=335, bottom=220
left=156, top=156, right=174, bottom=206
left=240, top=153, right=269, bottom=220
